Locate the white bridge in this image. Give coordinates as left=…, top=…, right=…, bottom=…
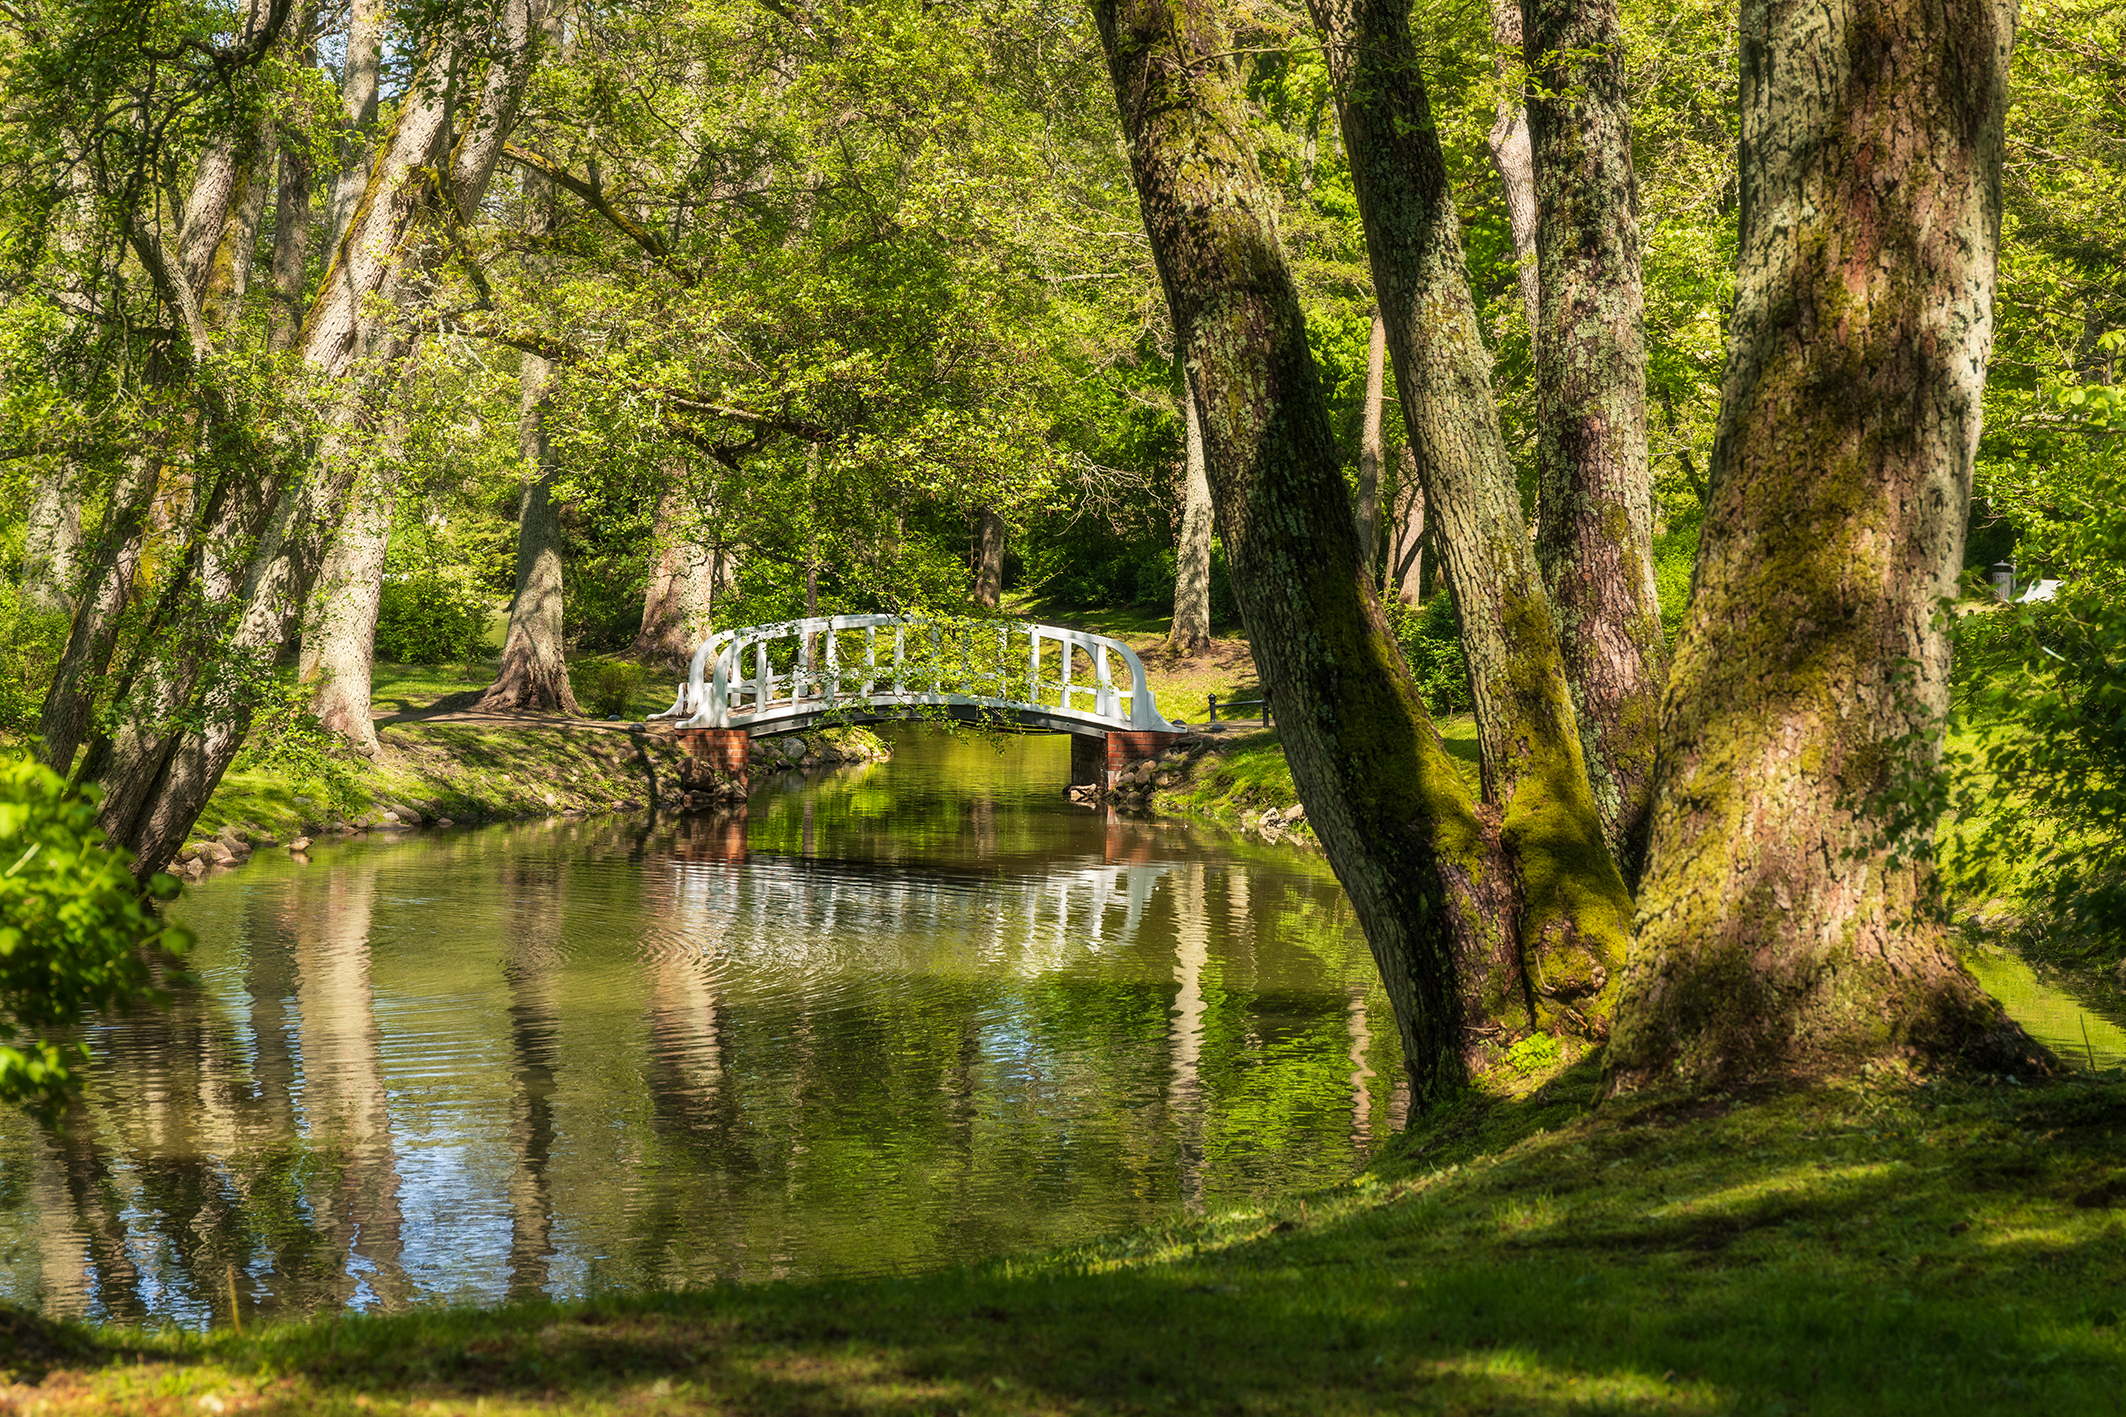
left=649, top=614, right=1180, bottom=738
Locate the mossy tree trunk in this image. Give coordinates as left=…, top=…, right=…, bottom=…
left=1523, top=0, right=1668, bottom=885
left=1310, top=0, right=1632, bottom=1034
left=1607, top=0, right=2040, bottom=1090
left=1169, top=383, right=1214, bottom=656
left=1095, top=0, right=1524, bottom=1104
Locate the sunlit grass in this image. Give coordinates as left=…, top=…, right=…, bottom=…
left=4, top=1068, right=2117, bottom=1414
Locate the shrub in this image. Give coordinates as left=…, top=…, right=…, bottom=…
left=1386, top=589, right=1472, bottom=715
left=0, top=756, right=187, bottom=1117
left=231, top=675, right=365, bottom=815
left=374, top=571, right=492, bottom=665
left=0, top=583, right=67, bottom=738
left=580, top=657, right=646, bottom=718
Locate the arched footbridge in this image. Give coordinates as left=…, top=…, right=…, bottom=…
left=647, top=614, right=1187, bottom=788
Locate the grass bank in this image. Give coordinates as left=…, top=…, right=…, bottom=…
left=1, top=1066, right=2118, bottom=1414
left=1121, top=719, right=1481, bottom=842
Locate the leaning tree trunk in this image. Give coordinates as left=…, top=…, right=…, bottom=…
left=1386, top=445, right=1427, bottom=605
left=1524, top=0, right=1668, bottom=886
left=1097, top=0, right=1536, bottom=1105
left=477, top=354, right=580, bottom=715
left=20, top=462, right=79, bottom=614
left=1485, top=0, right=1542, bottom=333
left=1168, top=385, right=1214, bottom=656
left=301, top=433, right=406, bottom=755
left=98, top=0, right=539, bottom=876
left=1351, top=312, right=1388, bottom=566
left=1310, top=0, right=1632, bottom=1032
left=970, top=507, right=1006, bottom=609
left=1607, top=0, right=2039, bottom=1090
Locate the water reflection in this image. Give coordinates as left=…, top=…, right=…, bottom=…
left=0, top=726, right=1406, bottom=1325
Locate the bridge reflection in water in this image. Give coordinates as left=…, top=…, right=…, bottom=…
left=0, top=727, right=1405, bottom=1327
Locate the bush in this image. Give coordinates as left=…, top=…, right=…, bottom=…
left=0, top=756, right=187, bottom=1117
left=1949, top=455, right=2126, bottom=957
left=231, top=675, right=365, bottom=815
left=374, top=571, right=492, bottom=665
left=1387, top=590, right=1472, bottom=715
left=0, top=583, right=67, bottom=737
left=580, top=657, right=646, bottom=718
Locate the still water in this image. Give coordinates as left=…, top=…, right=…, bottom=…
left=0, top=726, right=1404, bottom=1328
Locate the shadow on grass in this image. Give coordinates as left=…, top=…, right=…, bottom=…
left=9, top=1069, right=2118, bottom=1414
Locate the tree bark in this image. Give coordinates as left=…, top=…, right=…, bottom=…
left=970, top=507, right=1006, bottom=609
left=1485, top=0, right=1542, bottom=333
left=1311, top=0, right=1632, bottom=1029
left=1097, top=0, right=1524, bottom=1104
left=267, top=142, right=314, bottom=355
left=20, top=462, right=79, bottom=614
left=1607, top=0, right=2039, bottom=1090
left=91, top=0, right=540, bottom=875
left=477, top=354, right=580, bottom=715
left=301, top=423, right=406, bottom=755
left=1352, top=311, right=1387, bottom=568
left=326, top=0, right=387, bottom=252
left=1386, top=445, right=1427, bottom=605
left=1524, top=0, right=1668, bottom=885
left=632, top=475, right=725, bottom=668
left=1167, top=383, right=1214, bottom=656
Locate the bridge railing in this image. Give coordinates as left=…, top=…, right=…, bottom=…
left=650, top=614, right=1179, bottom=734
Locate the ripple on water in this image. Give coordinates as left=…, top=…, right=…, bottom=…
left=0, top=725, right=1400, bottom=1326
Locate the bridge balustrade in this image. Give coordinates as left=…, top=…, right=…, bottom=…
left=651, top=614, right=1180, bottom=737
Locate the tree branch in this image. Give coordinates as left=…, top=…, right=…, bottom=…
left=501, top=143, right=703, bottom=286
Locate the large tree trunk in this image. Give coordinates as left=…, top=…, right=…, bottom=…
left=267, top=141, right=314, bottom=354
left=631, top=476, right=725, bottom=668
left=1607, top=0, right=2037, bottom=1090
left=325, top=0, right=387, bottom=252
left=1310, top=0, right=1631, bottom=1029
left=20, top=462, right=79, bottom=614
left=970, top=507, right=1006, bottom=609
left=477, top=355, right=580, bottom=715
left=1351, top=312, right=1388, bottom=568
left=92, top=0, right=540, bottom=876
left=301, top=441, right=405, bottom=755
left=1524, top=0, right=1667, bottom=885
left=1485, top=0, right=1542, bottom=333
left=1097, top=0, right=1529, bottom=1105
left=1167, top=384, right=1214, bottom=656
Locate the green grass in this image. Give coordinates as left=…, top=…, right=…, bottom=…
left=4, top=1067, right=2118, bottom=1414
left=1159, top=716, right=1482, bottom=832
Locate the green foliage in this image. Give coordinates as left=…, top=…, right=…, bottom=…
left=374, top=571, right=494, bottom=666
left=579, top=658, right=647, bottom=718
left=0, top=756, right=185, bottom=1118
left=231, top=676, right=364, bottom=816
left=1386, top=590, right=1473, bottom=715
left=0, top=582, right=66, bottom=738
left=1949, top=455, right=2126, bottom=957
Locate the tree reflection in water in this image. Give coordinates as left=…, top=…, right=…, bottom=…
left=0, top=726, right=1405, bottom=1325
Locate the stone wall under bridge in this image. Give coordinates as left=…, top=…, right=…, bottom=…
left=677, top=724, right=1187, bottom=798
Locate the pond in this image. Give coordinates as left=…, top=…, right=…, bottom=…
left=0, top=725, right=1404, bottom=1328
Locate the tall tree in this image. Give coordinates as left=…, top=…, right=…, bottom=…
left=1523, top=0, right=1668, bottom=882
left=1096, top=0, right=1597, bottom=1104
left=1608, top=0, right=2037, bottom=1088
left=1351, top=312, right=1388, bottom=566
left=478, top=353, right=581, bottom=714
left=1168, top=384, right=1214, bottom=656
left=1308, top=0, right=1632, bottom=1026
